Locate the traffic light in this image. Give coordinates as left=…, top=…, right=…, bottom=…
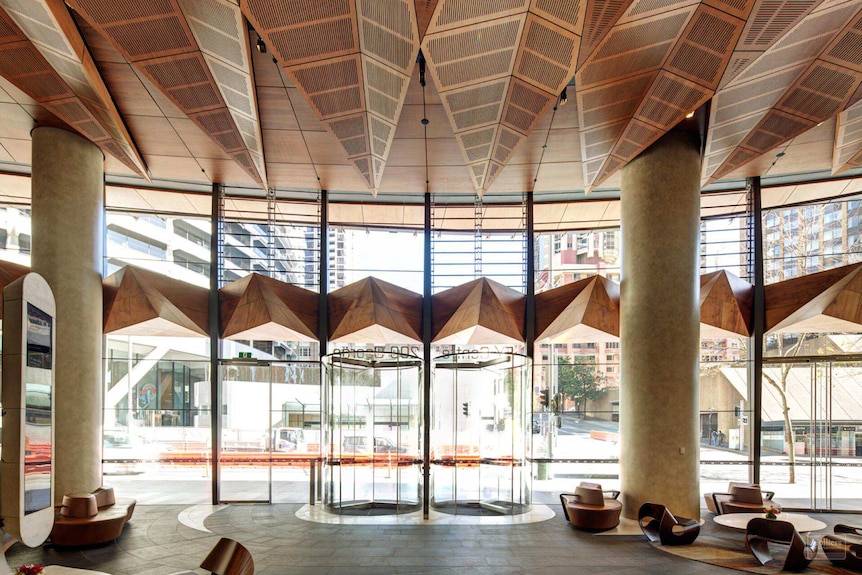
left=461, top=402, right=469, bottom=416
left=539, top=389, right=549, bottom=408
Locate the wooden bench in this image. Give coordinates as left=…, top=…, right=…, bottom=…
left=50, top=487, right=136, bottom=546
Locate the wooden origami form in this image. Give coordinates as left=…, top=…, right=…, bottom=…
left=766, top=262, right=862, bottom=333
left=103, top=265, right=208, bottom=337
left=700, top=270, right=753, bottom=338
left=328, top=277, right=422, bottom=344
left=432, top=278, right=525, bottom=345
left=535, top=275, right=619, bottom=342
left=220, top=273, right=317, bottom=341
left=0, top=259, right=29, bottom=318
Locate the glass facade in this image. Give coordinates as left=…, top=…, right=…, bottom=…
left=3, top=177, right=862, bottom=511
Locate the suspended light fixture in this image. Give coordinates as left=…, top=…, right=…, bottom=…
left=256, top=37, right=267, bottom=53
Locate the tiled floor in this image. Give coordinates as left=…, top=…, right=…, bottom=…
left=6, top=505, right=857, bottom=575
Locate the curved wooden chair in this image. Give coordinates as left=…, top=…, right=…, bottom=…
left=821, top=524, right=862, bottom=570
left=638, top=502, right=700, bottom=546
left=745, top=517, right=818, bottom=570
left=201, top=538, right=255, bottom=575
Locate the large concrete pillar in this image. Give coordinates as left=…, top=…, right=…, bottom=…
left=620, top=129, right=701, bottom=520
left=30, top=127, right=104, bottom=502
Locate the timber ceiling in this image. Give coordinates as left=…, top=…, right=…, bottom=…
left=2, top=0, right=862, bottom=199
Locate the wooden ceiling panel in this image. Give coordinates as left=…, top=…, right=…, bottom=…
left=513, top=13, right=578, bottom=94
left=833, top=100, right=862, bottom=174
left=69, top=0, right=267, bottom=186
left=0, top=2, right=148, bottom=176
left=578, top=0, right=633, bottom=69
left=426, top=0, right=529, bottom=35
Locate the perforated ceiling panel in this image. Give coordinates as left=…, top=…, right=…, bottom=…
left=243, top=0, right=419, bottom=195
left=177, top=0, right=267, bottom=185
left=68, top=0, right=266, bottom=187
left=832, top=100, right=862, bottom=174
left=703, top=1, right=862, bottom=185
left=423, top=0, right=584, bottom=194
left=576, top=2, right=749, bottom=191
left=0, top=0, right=147, bottom=177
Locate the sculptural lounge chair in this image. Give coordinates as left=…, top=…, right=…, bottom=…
left=559, top=482, right=622, bottom=531
left=706, top=482, right=779, bottom=515
left=638, top=502, right=700, bottom=546
left=201, top=537, right=255, bottom=575
left=821, top=524, right=862, bottom=571
left=745, top=517, right=818, bottom=571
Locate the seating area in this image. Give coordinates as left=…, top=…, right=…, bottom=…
left=559, top=482, right=622, bottom=531
left=745, top=517, right=818, bottom=570
left=637, top=502, right=700, bottom=546
left=704, top=482, right=779, bottom=515
left=50, top=486, right=136, bottom=547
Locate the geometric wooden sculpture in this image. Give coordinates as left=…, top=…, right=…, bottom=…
left=765, top=262, right=862, bottom=334
left=103, top=266, right=208, bottom=337
left=329, top=277, right=422, bottom=344
left=0, top=259, right=29, bottom=319
left=700, top=270, right=753, bottom=338
left=432, top=277, right=525, bottom=345
left=535, top=275, right=619, bottom=342
left=219, top=273, right=317, bottom=341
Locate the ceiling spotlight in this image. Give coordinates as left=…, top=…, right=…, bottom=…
left=685, top=111, right=694, bottom=118
left=256, top=37, right=267, bottom=54
left=559, top=87, right=568, bottom=106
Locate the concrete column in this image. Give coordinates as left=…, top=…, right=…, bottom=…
left=30, top=127, right=104, bottom=502
left=620, top=129, right=701, bottom=520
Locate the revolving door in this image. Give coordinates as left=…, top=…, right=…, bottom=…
left=430, top=352, right=531, bottom=515
left=322, top=351, right=422, bottom=514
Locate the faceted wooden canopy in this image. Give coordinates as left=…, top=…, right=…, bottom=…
left=700, top=270, right=753, bottom=338
left=0, top=259, right=30, bottom=318
left=432, top=277, right=525, bottom=345
left=329, top=276, right=422, bottom=344
left=535, top=275, right=619, bottom=342
left=220, top=273, right=317, bottom=341
left=766, top=262, right=862, bottom=334
left=103, top=266, right=208, bottom=337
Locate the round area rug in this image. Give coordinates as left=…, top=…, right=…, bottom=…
left=653, top=526, right=857, bottom=574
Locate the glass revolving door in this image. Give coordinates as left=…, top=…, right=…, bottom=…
left=431, top=352, right=531, bottom=515
left=322, top=351, right=422, bottom=514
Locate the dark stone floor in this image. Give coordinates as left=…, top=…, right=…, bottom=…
left=6, top=505, right=858, bottom=575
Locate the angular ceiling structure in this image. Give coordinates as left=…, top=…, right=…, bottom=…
left=535, top=275, right=619, bottom=342
left=700, top=270, right=753, bottom=338
left=242, top=0, right=420, bottom=195
left=766, top=262, right=862, bottom=334
left=67, top=0, right=268, bottom=187
left=0, top=0, right=147, bottom=176
left=2, top=1, right=862, bottom=196
left=432, top=277, right=525, bottom=345
left=103, top=265, right=208, bottom=337
left=220, top=272, right=318, bottom=341
left=0, top=258, right=29, bottom=317
left=329, top=276, right=422, bottom=343
left=422, top=0, right=581, bottom=194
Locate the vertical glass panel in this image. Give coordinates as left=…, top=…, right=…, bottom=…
left=103, top=337, right=212, bottom=504
left=322, top=351, right=422, bottom=514
left=431, top=352, right=531, bottom=515
left=271, top=362, right=321, bottom=504
left=220, top=363, right=270, bottom=502
left=826, top=362, right=862, bottom=511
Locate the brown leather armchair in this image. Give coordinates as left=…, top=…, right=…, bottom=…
left=638, top=502, right=700, bottom=546
left=745, top=517, right=818, bottom=570
left=705, top=482, right=779, bottom=515
left=560, top=482, right=622, bottom=531
left=821, top=524, right=862, bottom=570
left=201, top=538, right=255, bottom=575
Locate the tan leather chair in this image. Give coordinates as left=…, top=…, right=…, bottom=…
left=560, top=483, right=622, bottom=531
left=705, top=482, right=779, bottom=515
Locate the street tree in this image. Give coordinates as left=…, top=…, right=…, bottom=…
left=556, top=355, right=607, bottom=416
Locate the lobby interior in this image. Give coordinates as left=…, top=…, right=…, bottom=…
left=2, top=0, right=862, bottom=573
